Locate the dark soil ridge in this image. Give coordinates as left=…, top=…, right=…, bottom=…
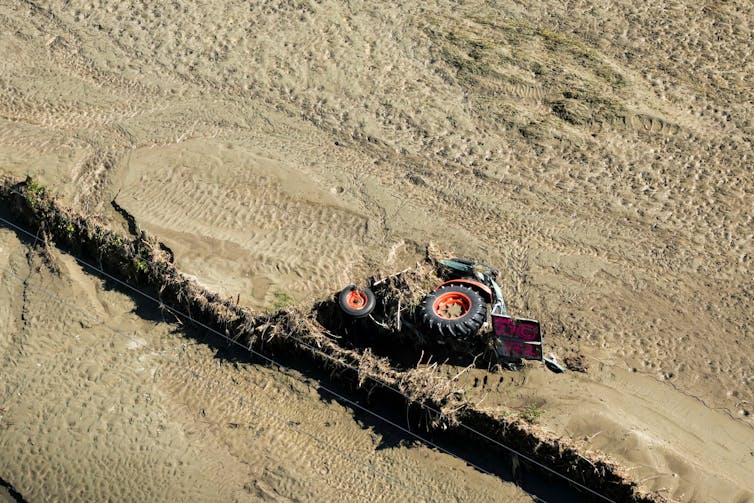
left=0, top=176, right=670, bottom=503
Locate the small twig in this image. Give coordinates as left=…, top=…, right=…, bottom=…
left=637, top=474, right=670, bottom=484
left=586, top=430, right=602, bottom=442
left=369, top=315, right=390, bottom=330
left=32, top=226, right=41, bottom=248
left=451, top=353, right=482, bottom=382
left=475, top=392, right=488, bottom=407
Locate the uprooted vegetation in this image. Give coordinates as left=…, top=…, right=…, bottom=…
left=0, top=176, right=668, bottom=502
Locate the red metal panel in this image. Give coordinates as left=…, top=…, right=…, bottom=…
left=492, top=315, right=543, bottom=361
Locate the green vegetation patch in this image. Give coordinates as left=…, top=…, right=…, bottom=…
left=521, top=402, right=544, bottom=423
left=422, top=13, right=631, bottom=138
left=269, top=290, right=296, bottom=311
left=25, top=176, right=51, bottom=213
left=133, top=256, right=149, bottom=274
left=25, top=176, right=46, bottom=198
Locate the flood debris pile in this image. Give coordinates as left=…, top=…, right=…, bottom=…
left=371, top=262, right=440, bottom=333
left=333, top=255, right=495, bottom=362
left=0, top=176, right=668, bottom=502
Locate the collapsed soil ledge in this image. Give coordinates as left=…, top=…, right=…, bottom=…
left=0, top=176, right=671, bottom=502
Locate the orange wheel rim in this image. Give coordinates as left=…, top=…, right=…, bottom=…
left=346, top=289, right=368, bottom=309
left=432, top=291, right=471, bottom=319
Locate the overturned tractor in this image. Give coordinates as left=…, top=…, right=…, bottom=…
left=334, top=258, right=557, bottom=370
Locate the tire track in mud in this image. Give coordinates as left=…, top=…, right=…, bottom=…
left=505, top=82, right=546, bottom=101
left=0, top=95, right=172, bottom=132
left=587, top=112, right=682, bottom=137
left=118, top=164, right=372, bottom=301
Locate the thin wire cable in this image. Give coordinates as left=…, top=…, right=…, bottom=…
left=0, top=206, right=593, bottom=501
left=0, top=206, right=607, bottom=501
left=253, top=305, right=614, bottom=500
left=0, top=231, right=550, bottom=503
left=0, top=266, right=436, bottom=503
left=2, top=261, right=546, bottom=503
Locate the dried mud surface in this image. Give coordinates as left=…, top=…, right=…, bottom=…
left=1, top=0, right=752, bottom=501
left=0, top=230, right=529, bottom=502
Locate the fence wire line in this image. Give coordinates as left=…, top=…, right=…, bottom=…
left=0, top=202, right=612, bottom=502
left=0, top=223, right=552, bottom=503
left=1, top=266, right=456, bottom=503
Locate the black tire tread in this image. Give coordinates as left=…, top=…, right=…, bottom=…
left=419, top=284, right=487, bottom=338
left=338, top=285, right=377, bottom=318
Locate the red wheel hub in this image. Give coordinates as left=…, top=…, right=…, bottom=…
left=432, top=291, right=472, bottom=319
left=346, top=289, right=368, bottom=309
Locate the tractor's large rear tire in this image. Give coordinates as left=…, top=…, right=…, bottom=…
left=420, top=284, right=487, bottom=338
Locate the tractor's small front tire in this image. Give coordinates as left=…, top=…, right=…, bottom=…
left=420, top=284, right=487, bottom=338
left=338, top=285, right=376, bottom=318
